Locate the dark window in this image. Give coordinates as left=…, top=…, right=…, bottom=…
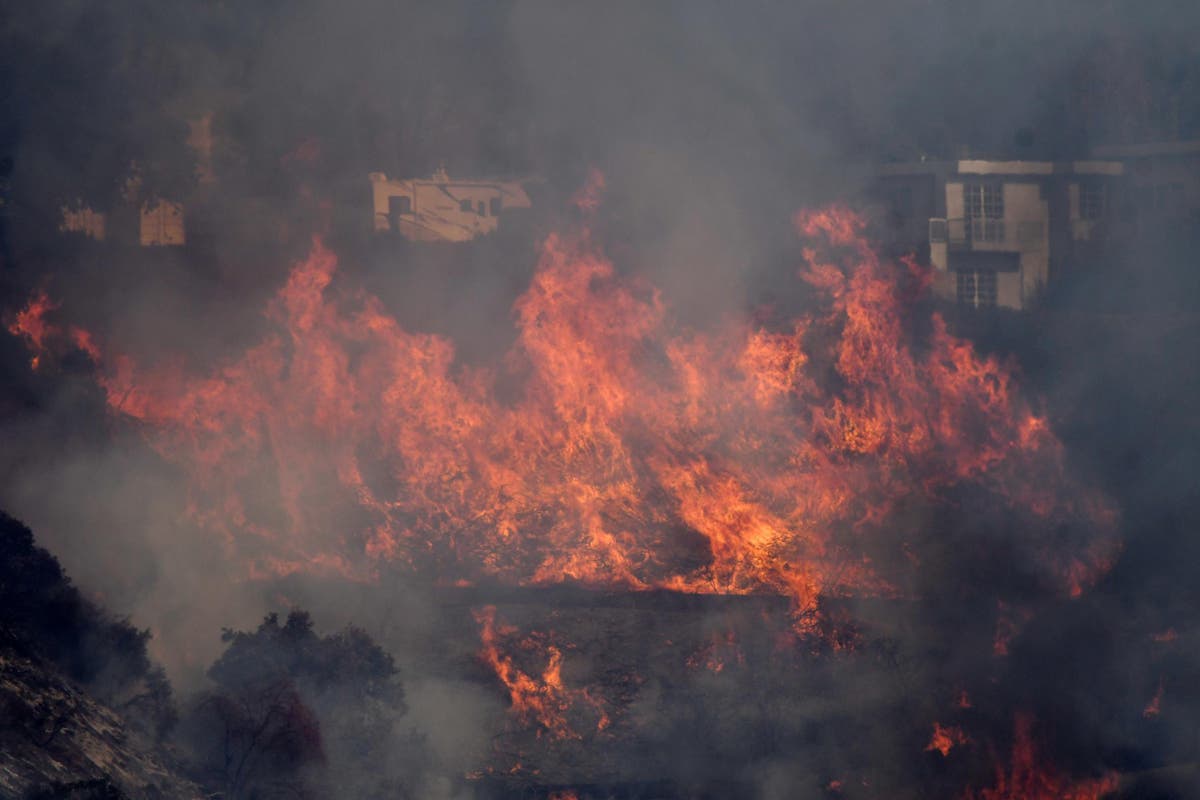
left=929, top=218, right=948, bottom=243
left=389, top=195, right=412, bottom=216
left=490, top=197, right=502, bottom=217
left=887, top=184, right=913, bottom=230
left=460, top=198, right=473, bottom=213
left=478, top=200, right=486, bottom=217
left=956, top=270, right=997, bottom=309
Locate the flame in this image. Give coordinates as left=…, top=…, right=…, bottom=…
left=473, top=606, right=608, bottom=741
left=926, top=722, right=970, bottom=757
left=6, top=289, right=59, bottom=370
left=963, top=714, right=1118, bottom=800
left=12, top=203, right=1117, bottom=626
left=993, top=601, right=1034, bottom=657
left=1143, top=678, right=1163, bottom=718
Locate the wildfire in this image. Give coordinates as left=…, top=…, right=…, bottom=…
left=7, top=184, right=1128, bottom=794
left=8, top=198, right=1117, bottom=627
left=964, top=714, right=1118, bottom=800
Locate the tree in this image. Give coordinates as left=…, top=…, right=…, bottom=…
left=180, top=610, right=409, bottom=799
left=182, top=675, right=322, bottom=800
left=0, top=511, right=176, bottom=740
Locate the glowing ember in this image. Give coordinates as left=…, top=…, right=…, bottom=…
left=1150, top=628, right=1177, bottom=644
left=685, top=629, right=745, bottom=674
left=1143, top=678, right=1163, bottom=718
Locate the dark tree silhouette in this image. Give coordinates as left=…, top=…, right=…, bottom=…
left=0, top=511, right=176, bottom=739
left=181, top=610, right=409, bottom=799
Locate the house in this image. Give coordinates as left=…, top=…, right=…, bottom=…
left=138, top=199, right=186, bottom=246
left=369, top=168, right=532, bottom=242
left=59, top=203, right=107, bottom=241
left=872, top=158, right=1126, bottom=310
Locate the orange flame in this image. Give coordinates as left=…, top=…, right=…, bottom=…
left=6, top=289, right=59, bottom=370
left=926, top=722, right=970, bottom=757
left=13, top=204, right=1118, bottom=628
left=963, top=714, right=1118, bottom=800
left=473, top=606, right=608, bottom=740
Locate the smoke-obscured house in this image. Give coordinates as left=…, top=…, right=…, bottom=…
left=59, top=195, right=187, bottom=248
left=1091, top=139, right=1200, bottom=234
left=872, top=144, right=1200, bottom=310
left=138, top=198, right=186, bottom=246
left=369, top=168, right=532, bottom=242
left=55, top=113, right=218, bottom=248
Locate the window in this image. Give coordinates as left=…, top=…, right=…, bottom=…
left=389, top=195, right=412, bottom=216
left=489, top=197, right=502, bottom=217
left=478, top=200, right=486, bottom=217
left=460, top=198, right=473, bottom=213
left=1079, top=184, right=1105, bottom=221
left=956, top=270, right=997, bottom=309
left=929, top=218, right=948, bottom=244
left=964, top=182, right=1004, bottom=243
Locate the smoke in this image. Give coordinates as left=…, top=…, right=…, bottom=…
left=3, top=1, right=1200, bottom=797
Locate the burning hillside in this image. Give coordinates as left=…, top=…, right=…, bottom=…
left=7, top=190, right=1116, bottom=614
left=5, top=180, right=1127, bottom=797
left=9, top=3, right=1200, bottom=797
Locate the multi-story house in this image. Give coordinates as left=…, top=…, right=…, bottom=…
left=873, top=157, right=1128, bottom=310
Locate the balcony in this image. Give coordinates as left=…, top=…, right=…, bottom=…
left=929, top=217, right=1044, bottom=252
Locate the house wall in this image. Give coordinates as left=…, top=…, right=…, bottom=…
left=59, top=205, right=107, bottom=241
left=1006, top=183, right=1049, bottom=307
left=937, top=177, right=1049, bottom=310
left=139, top=200, right=186, bottom=246
left=407, top=182, right=501, bottom=242
left=369, top=172, right=528, bottom=242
